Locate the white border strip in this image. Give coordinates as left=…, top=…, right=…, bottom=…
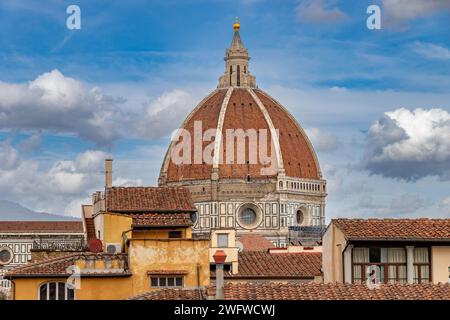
left=247, top=88, right=284, bottom=173
left=213, top=87, right=234, bottom=169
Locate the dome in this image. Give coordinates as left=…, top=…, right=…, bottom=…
left=158, top=20, right=326, bottom=244
left=159, top=87, right=322, bottom=183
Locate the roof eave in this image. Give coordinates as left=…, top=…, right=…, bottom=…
left=132, top=224, right=192, bottom=229
left=5, top=272, right=132, bottom=279
left=348, top=237, right=450, bottom=242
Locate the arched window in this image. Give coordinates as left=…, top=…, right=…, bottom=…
left=229, top=65, right=232, bottom=86
left=296, top=209, right=305, bottom=225
left=237, top=65, right=241, bottom=86
left=39, top=282, right=75, bottom=300
left=279, top=181, right=283, bottom=189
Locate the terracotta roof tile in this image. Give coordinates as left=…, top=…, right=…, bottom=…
left=5, top=253, right=129, bottom=278
left=106, top=187, right=196, bottom=212
left=222, top=283, right=450, bottom=300
left=0, top=221, right=83, bottom=233
left=131, top=283, right=450, bottom=300
left=333, top=218, right=450, bottom=241
left=212, top=251, right=322, bottom=279
left=163, top=88, right=322, bottom=182
left=5, top=253, right=79, bottom=277
left=239, top=234, right=275, bottom=251
left=132, top=213, right=193, bottom=228
left=131, top=288, right=205, bottom=300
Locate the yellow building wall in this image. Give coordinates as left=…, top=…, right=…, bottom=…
left=431, top=246, right=450, bottom=284
left=12, top=277, right=133, bottom=300
left=102, top=213, right=132, bottom=245
left=75, top=277, right=132, bottom=300
left=129, top=238, right=210, bottom=297
left=12, top=278, right=53, bottom=300
left=12, top=217, right=207, bottom=300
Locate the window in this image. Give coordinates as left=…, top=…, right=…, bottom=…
left=39, top=282, right=75, bottom=300
left=150, top=276, right=183, bottom=288
left=414, top=247, right=430, bottom=284
left=237, top=65, right=241, bottom=86
left=0, top=247, right=13, bottom=265
left=296, top=209, right=304, bottom=225
left=240, top=208, right=256, bottom=225
left=168, top=231, right=182, bottom=239
left=217, top=234, right=229, bottom=248
left=352, top=247, right=407, bottom=284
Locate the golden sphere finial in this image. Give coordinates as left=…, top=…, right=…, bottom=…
left=233, top=17, right=240, bottom=31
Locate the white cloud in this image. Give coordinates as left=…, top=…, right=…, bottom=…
left=0, top=70, right=205, bottom=144
left=362, top=108, right=450, bottom=181
left=18, top=132, right=42, bottom=152
left=64, top=197, right=91, bottom=218
left=74, top=150, right=111, bottom=173
left=0, top=70, right=128, bottom=145
left=0, top=144, right=110, bottom=216
left=137, top=89, right=196, bottom=138
left=438, top=196, right=450, bottom=213
left=355, top=193, right=428, bottom=216
left=382, top=0, right=450, bottom=20
left=113, top=177, right=143, bottom=187
left=305, top=127, right=338, bottom=152
left=0, top=140, right=20, bottom=170
left=296, top=0, right=346, bottom=23
left=411, top=42, right=450, bottom=60
left=381, top=0, right=450, bottom=29
left=388, top=193, right=427, bottom=214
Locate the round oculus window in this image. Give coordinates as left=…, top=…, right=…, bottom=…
left=0, top=247, right=13, bottom=265
left=240, top=208, right=257, bottom=226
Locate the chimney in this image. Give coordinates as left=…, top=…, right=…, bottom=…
left=105, top=159, right=113, bottom=189
left=213, top=250, right=227, bottom=300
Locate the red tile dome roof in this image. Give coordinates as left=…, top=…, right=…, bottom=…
left=159, top=21, right=322, bottom=183
left=160, top=88, right=321, bottom=182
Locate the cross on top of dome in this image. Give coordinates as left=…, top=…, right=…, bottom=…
left=218, top=18, right=257, bottom=88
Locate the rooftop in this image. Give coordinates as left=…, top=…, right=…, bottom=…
left=5, top=252, right=130, bottom=278
left=132, top=213, right=193, bottom=228
left=131, top=288, right=204, bottom=300
left=332, top=218, right=450, bottom=241
left=132, top=283, right=450, bottom=300
left=106, top=186, right=196, bottom=213
left=238, top=234, right=275, bottom=251
left=211, top=251, right=322, bottom=279
left=0, top=221, right=84, bottom=233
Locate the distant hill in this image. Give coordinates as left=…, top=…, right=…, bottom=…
left=0, top=200, right=79, bottom=221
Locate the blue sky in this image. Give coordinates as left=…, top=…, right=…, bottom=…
left=0, top=0, right=449, bottom=219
